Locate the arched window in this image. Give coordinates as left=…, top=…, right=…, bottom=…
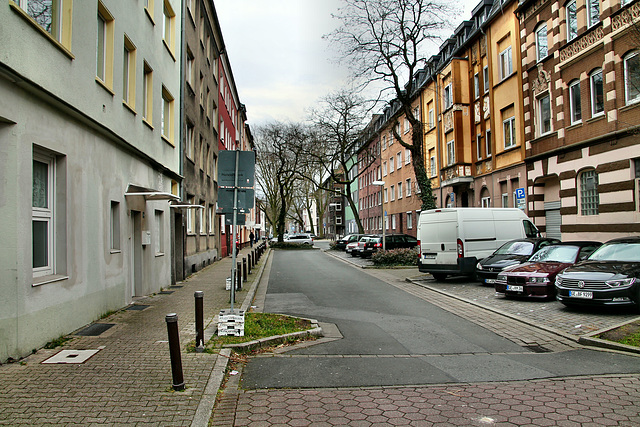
left=579, top=169, right=599, bottom=216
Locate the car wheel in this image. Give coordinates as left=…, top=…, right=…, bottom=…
left=432, top=273, right=447, bottom=281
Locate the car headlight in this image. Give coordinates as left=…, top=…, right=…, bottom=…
left=605, top=278, right=636, bottom=287
left=477, top=262, right=483, bottom=270
left=527, top=276, right=550, bottom=284
left=497, top=274, right=506, bottom=282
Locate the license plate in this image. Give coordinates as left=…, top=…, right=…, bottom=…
left=484, top=278, right=496, bottom=284
left=423, top=254, right=436, bottom=259
left=569, top=290, right=593, bottom=299
left=507, top=285, right=523, bottom=292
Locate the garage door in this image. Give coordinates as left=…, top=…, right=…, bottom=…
left=545, top=201, right=561, bottom=240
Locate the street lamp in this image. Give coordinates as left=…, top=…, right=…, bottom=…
left=372, top=180, right=386, bottom=251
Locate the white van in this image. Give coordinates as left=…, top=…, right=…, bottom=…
left=417, top=208, right=540, bottom=280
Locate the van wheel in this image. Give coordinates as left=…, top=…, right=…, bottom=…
left=432, top=273, right=447, bottom=281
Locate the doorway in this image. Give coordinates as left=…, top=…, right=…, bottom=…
left=131, top=211, right=143, bottom=297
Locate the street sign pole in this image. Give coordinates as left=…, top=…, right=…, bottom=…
left=230, top=150, right=240, bottom=313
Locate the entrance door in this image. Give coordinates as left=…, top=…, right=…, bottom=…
left=131, top=211, right=143, bottom=297
left=545, top=201, right=562, bottom=240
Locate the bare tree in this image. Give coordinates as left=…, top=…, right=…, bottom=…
left=297, top=89, right=378, bottom=234
left=329, top=0, right=452, bottom=210
left=254, top=121, right=308, bottom=242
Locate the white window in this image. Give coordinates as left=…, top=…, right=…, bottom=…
left=33, top=154, right=54, bottom=277
left=446, top=138, right=455, bottom=166
left=580, top=169, right=599, bottom=216
left=476, top=134, right=482, bottom=160
left=502, top=193, right=509, bottom=208
left=566, top=0, right=578, bottom=41
left=199, top=202, right=205, bottom=234
left=390, top=185, right=395, bottom=201
left=384, top=188, right=388, bottom=203
left=143, top=61, right=153, bottom=122
left=390, top=156, right=395, bottom=173
left=590, top=69, right=604, bottom=116
left=123, top=36, right=136, bottom=107
left=428, top=108, right=434, bottom=128
left=407, top=212, right=413, bottom=229
left=97, top=11, right=107, bottom=81
left=482, top=197, right=491, bottom=208
left=569, top=80, right=582, bottom=124
left=398, top=182, right=403, bottom=199
left=382, top=135, right=387, bottom=150
left=155, top=210, right=164, bottom=255
left=209, top=205, right=215, bottom=234
left=444, top=84, right=453, bottom=109
left=474, top=73, right=480, bottom=99
left=404, top=118, right=410, bottom=134
left=186, top=47, right=195, bottom=89
left=538, top=94, right=552, bottom=135
left=536, top=24, right=548, bottom=62
left=406, top=179, right=412, bottom=197
left=187, top=196, right=195, bottom=233
left=430, top=156, right=436, bottom=177
left=587, top=0, right=600, bottom=28
left=162, top=86, right=175, bottom=142
left=110, top=201, right=120, bottom=251
left=405, top=148, right=411, bottom=164
left=186, top=122, right=195, bottom=159
left=624, top=52, right=640, bottom=105
left=503, top=116, right=516, bottom=148
left=389, top=131, right=394, bottom=145
left=483, top=65, right=489, bottom=93
left=163, top=0, right=176, bottom=53
left=486, top=129, right=492, bottom=157
left=499, top=46, right=513, bottom=80
left=391, top=214, right=396, bottom=230
left=383, top=161, right=387, bottom=176
left=396, top=152, right=402, bottom=169
left=16, top=0, right=66, bottom=44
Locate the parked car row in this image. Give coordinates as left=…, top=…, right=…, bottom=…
left=270, top=233, right=314, bottom=245
left=336, top=233, right=419, bottom=258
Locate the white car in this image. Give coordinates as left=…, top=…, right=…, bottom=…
left=284, top=233, right=314, bottom=245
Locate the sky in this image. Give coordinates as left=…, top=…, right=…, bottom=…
left=214, top=0, right=479, bottom=127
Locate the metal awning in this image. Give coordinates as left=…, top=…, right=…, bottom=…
left=124, top=184, right=180, bottom=201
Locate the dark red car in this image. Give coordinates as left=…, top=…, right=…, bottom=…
left=494, top=241, right=602, bottom=300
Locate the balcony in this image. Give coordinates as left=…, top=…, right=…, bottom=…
left=441, top=164, right=473, bottom=187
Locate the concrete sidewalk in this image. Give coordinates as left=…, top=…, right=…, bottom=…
left=0, top=244, right=268, bottom=427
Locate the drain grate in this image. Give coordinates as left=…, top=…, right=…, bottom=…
left=159, top=291, right=174, bottom=294
left=524, top=345, right=552, bottom=353
left=42, top=349, right=101, bottom=364
left=126, top=305, right=150, bottom=311
left=75, top=323, right=115, bottom=336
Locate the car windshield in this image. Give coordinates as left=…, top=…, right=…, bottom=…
left=588, top=242, right=640, bottom=262
left=495, top=241, right=534, bottom=255
left=528, top=245, right=579, bottom=263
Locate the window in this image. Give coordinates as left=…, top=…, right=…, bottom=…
left=390, top=156, right=395, bottom=173
left=482, top=196, right=491, bottom=208
left=580, top=169, right=599, bottom=215
left=389, top=131, right=394, bottom=145
left=474, top=73, right=480, bottom=99
left=499, top=46, right=513, bottom=80
left=405, top=148, right=411, bottom=164
left=398, top=182, right=403, bottom=199
left=538, top=94, right=552, bottom=135
left=430, top=155, right=436, bottom=177
left=569, top=80, right=582, bottom=124
left=407, top=212, right=413, bottom=229
left=446, top=137, right=455, bottom=166
left=536, top=24, right=548, bottom=62
left=635, top=159, right=640, bottom=211
left=123, top=36, right=136, bottom=108
left=590, top=69, right=604, bottom=116
left=161, top=86, right=175, bottom=143
left=587, top=0, right=600, bottom=28
left=33, top=154, right=54, bottom=277
left=144, top=0, right=155, bottom=17
left=199, top=201, right=206, bottom=234
left=96, top=2, right=114, bottom=88
left=566, top=0, right=578, bottom=41
left=391, top=214, right=396, bottom=230
left=186, top=47, right=195, bottom=89
left=390, top=185, right=395, bottom=201
left=384, top=188, right=388, bottom=203
left=476, top=134, right=482, bottom=160
left=483, top=65, right=489, bottom=93
left=503, top=116, right=516, bottom=148
left=208, top=206, right=215, bottom=234
left=502, top=193, right=509, bottom=208
left=624, top=52, right=640, bottom=105
left=406, top=179, right=412, bottom=196
left=186, top=122, right=195, bottom=159
left=162, top=0, right=176, bottom=54
left=383, top=161, right=387, bottom=176
left=187, top=196, right=195, bottom=233
left=486, top=129, right=492, bottom=157
left=444, top=84, right=452, bottom=109
left=14, top=0, right=72, bottom=49
left=396, top=152, right=402, bottom=169
left=382, top=135, right=387, bottom=151
left=155, top=210, right=164, bottom=255
left=143, top=61, right=153, bottom=123
left=110, top=201, right=120, bottom=251
left=404, top=118, right=410, bottom=134
left=428, top=108, right=435, bottom=128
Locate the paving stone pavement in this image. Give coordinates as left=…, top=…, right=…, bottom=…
left=0, top=245, right=266, bottom=427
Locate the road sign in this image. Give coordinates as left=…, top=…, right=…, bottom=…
left=515, top=187, right=526, bottom=201
left=217, top=188, right=255, bottom=212
left=218, top=150, right=255, bottom=188
left=225, top=214, right=245, bottom=225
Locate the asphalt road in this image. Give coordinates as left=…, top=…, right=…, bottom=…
left=241, top=249, right=640, bottom=389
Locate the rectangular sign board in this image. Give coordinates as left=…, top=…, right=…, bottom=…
left=218, top=150, right=255, bottom=188
left=225, top=214, right=245, bottom=225
left=217, top=188, right=255, bottom=212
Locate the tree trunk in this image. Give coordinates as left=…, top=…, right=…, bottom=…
left=411, top=121, right=436, bottom=210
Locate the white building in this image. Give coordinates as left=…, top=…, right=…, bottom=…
left=0, top=0, right=182, bottom=361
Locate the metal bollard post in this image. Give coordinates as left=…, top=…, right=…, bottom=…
left=248, top=252, right=253, bottom=272
left=194, top=291, right=204, bottom=352
left=242, top=257, right=247, bottom=282
left=237, top=261, right=242, bottom=291
left=251, top=250, right=255, bottom=268
left=165, top=313, right=185, bottom=391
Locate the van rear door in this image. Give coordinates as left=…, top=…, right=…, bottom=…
left=419, top=210, right=458, bottom=264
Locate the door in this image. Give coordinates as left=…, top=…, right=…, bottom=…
left=131, top=210, right=143, bottom=297
left=545, top=201, right=561, bottom=240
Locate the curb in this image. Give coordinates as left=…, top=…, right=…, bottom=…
left=222, top=318, right=323, bottom=353
left=579, top=317, right=640, bottom=355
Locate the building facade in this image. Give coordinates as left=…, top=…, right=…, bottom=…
left=1, top=0, right=182, bottom=361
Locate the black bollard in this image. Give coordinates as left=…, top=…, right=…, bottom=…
left=165, top=313, right=185, bottom=391
left=237, top=262, right=242, bottom=291
left=194, top=291, right=204, bottom=352
left=251, top=250, right=255, bottom=268
left=242, top=257, right=247, bottom=282
left=248, top=252, right=253, bottom=273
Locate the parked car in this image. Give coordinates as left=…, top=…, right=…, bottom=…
left=284, top=233, right=314, bottom=245
left=346, top=241, right=360, bottom=255
left=356, top=234, right=419, bottom=258
left=352, top=235, right=378, bottom=257
left=494, top=241, right=602, bottom=300
left=336, top=234, right=364, bottom=251
left=476, top=238, right=560, bottom=285
left=555, top=236, right=640, bottom=309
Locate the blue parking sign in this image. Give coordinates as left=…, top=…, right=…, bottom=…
left=515, top=187, right=526, bottom=201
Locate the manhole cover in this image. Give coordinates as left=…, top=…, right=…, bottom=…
left=159, top=291, right=174, bottom=294
left=126, top=305, right=150, bottom=311
left=42, top=349, right=101, bottom=364
left=75, top=323, right=115, bottom=336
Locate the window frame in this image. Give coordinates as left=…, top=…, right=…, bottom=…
left=13, top=0, right=73, bottom=50
left=499, top=46, right=513, bottom=81
left=569, top=79, right=582, bottom=124
left=538, top=93, right=552, bottom=136
left=123, top=35, right=136, bottom=109
left=162, top=0, right=176, bottom=56
left=406, top=178, right=412, bottom=197
left=161, top=85, right=175, bottom=143
left=143, top=61, right=153, bottom=124
left=579, top=169, right=599, bottom=216
left=535, top=24, right=548, bottom=62
left=587, top=0, right=600, bottom=28
left=446, top=138, right=455, bottom=166
left=155, top=210, right=164, bottom=255
left=32, top=153, right=55, bottom=278
left=566, top=0, right=578, bottom=41
left=624, top=51, right=640, bottom=105
left=444, top=84, right=453, bottom=110
left=96, top=1, right=114, bottom=89
left=110, top=201, right=120, bottom=252
left=474, top=73, right=480, bottom=99
left=590, top=68, right=604, bottom=116
left=483, top=65, right=489, bottom=93
left=486, top=129, right=492, bottom=157
left=503, top=116, right=516, bottom=149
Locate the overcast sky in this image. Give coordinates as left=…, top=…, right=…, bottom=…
left=214, top=0, right=478, bottom=127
